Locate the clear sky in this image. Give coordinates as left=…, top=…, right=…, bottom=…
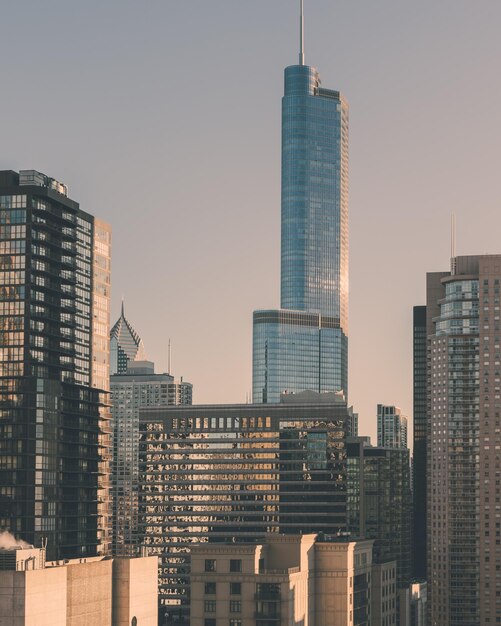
left=2, top=0, right=501, bottom=443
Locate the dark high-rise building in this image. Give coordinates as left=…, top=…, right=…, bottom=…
left=252, top=3, right=349, bottom=403
left=427, top=256, right=501, bottom=625
left=0, top=169, right=111, bottom=560
left=346, top=437, right=412, bottom=591
left=139, top=392, right=349, bottom=624
left=412, top=305, right=427, bottom=580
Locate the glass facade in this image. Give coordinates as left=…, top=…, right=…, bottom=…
left=138, top=400, right=349, bottom=623
left=253, top=62, right=349, bottom=402
left=347, top=439, right=412, bottom=590
left=281, top=65, right=349, bottom=323
left=253, top=309, right=346, bottom=403
left=0, top=170, right=111, bottom=560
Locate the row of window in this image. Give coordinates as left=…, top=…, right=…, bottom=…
left=204, top=600, right=241, bottom=613
left=0, top=195, right=26, bottom=209
left=205, top=581, right=241, bottom=595
left=205, top=559, right=242, bottom=573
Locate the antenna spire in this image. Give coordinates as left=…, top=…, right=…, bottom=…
left=299, top=0, right=305, bottom=65
left=168, top=338, right=172, bottom=375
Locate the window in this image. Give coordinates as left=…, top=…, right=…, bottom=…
left=230, top=600, right=242, bottom=613
left=205, top=559, right=216, bottom=572
left=230, top=621, right=242, bottom=626
left=204, top=600, right=216, bottom=613
left=230, top=582, right=241, bottom=595
left=230, top=559, right=242, bottom=573
left=204, top=620, right=216, bottom=626
left=205, top=582, right=216, bottom=595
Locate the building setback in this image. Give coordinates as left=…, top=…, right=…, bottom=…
left=138, top=393, right=349, bottom=624
left=0, top=169, right=111, bottom=560
left=252, top=4, right=349, bottom=403
left=427, top=255, right=501, bottom=625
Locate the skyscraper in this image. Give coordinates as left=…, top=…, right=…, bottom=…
left=427, top=255, right=501, bottom=625
left=0, top=169, right=111, bottom=560
left=110, top=302, right=146, bottom=374
left=376, top=404, right=408, bottom=448
left=253, top=2, right=349, bottom=402
left=412, top=305, right=427, bottom=580
left=110, top=309, right=192, bottom=556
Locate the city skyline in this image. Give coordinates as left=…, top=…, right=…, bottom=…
left=2, top=1, right=501, bottom=442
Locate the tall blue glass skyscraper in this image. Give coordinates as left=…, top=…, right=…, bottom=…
left=253, top=7, right=349, bottom=403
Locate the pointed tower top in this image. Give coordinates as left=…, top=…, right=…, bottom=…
left=121, top=297, right=125, bottom=317
left=299, top=0, right=305, bottom=65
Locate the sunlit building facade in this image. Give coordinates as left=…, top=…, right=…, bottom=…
left=253, top=55, right=349, bottom=403
left=427, top=256, right=501, bottom=626
left=138, top=394, right=349, bottom=624
left=0, top=169, right=111, bottom=560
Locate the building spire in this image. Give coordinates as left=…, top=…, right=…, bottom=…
left=299, top=0, right=305, bottom=65
left=121, top=296, right=125, bottom=317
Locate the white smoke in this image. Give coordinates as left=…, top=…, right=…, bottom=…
left=0, top=530, right=32, bottom=549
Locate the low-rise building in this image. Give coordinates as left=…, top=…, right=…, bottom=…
left=190, top=534, right=374, bottom=626
left=0, top=545, right=158, bottom=625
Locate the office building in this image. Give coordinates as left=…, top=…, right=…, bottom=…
left=0, top=542, right=158, bottom=625
left=412, top=305, right=427, bottom=579
left=0, top=169, right=111, bottom=561
left=139, top=392, right=350, bottom=623
left=427, top=255, right=501, bottom=625
left=377, top=404, right=408, bottom=448
left=110, top=302, right=146, bottom=375
left=111, top=351, right=192, bottom=556
left=252, top=3, right=349, bottom=403
left=346, top=437, right=412, bottom=591
left=190, top=534, right=373, bottom=626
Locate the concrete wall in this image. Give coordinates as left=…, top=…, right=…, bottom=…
left=0, top=568, right=67, bottom=626
left=113, top=556, right=158, bottom=626
left=66, top=560, right=113, bottom=626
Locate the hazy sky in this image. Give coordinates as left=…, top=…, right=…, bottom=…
left=2, top=1, right=501, bottom=443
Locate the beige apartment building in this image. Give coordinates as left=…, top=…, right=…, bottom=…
left=0, top=546, right=158, bottom=625
left=190, top=533, right=393, bottom=626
